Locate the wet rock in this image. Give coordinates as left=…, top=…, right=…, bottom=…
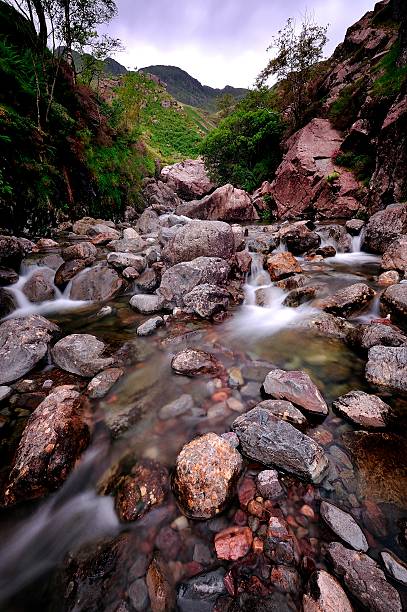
left=52, top=334, right=114, bottom=377
left=70, top=264, right=125, bottom=301
left=283, top=286, right=317, bottom=307
left=266, top=252, right=302, bottom=281
left=87, top=368, right=123, bottom=399
left=0, top=315, right=59, bottom=384
left=322, top=283, right=375, bottom=317
left=115, top=460, right=169, bottom=522
left=318, top=225, right=352, bottom=253
left=377, top=270, right=400, bottom=286
left=214, top=526, right=253, bottom=560
left=345, top=219, right=365, bottom=235
left=275, top=274, right=308, bottom=291
left=171, top=349, right=224, bottom=377
left=326, top=541, right=402, bottom=612
left=263, top=368, right=328, bottom=415
left=137, top=316, right=164, bottom=336
left=362, top=203, right=407, bottom=254
left=348, top=321, right=407, bottom=351
left=255, top=399, right=307, bottom=427
left=176, top=184, right=258, bottom=221
left=303, top=569, right=353, bottom=612
left=381, top=283, right=407, bottom=329
left=0, top=235, right=23, bottom=270
left=366, top=345, right=407, bottom=393
left=122, top=266, right=140, bottom=281
left=231, top=224, right=245, bottom=251
left=232, top=408, right=328, bottom=482
left=172, top=432, right=243, bottom=519
left=159, top=257, right=230, bottom=307
left=0, top=385, right=12, bottom=402
left=303, top=313, right=354, bottom=340
left=146, top=556, right=175, bottom=612
left=54, top=259, right=88, bottom=287
left=130, top=294, right=166, bottom=314
left=381, top=236, right=407, bottom=273
left=256, top=469, right=284, bottom=500
left=128, top=578, right=149, bottom=611
left=264, top=515, right=295, bottom=565
left=22, top=268, right=56, bottom=303
left=158, top=394, right=194, bottom=420
left=0, top=267, right=18, bottom=286
left=247, top=234, right=279, bottom=254
left=62, top=241, right=97, bottom=262
left=380, top=551, right=407, bottom=586
left=320, top=501, right=368, bottom=551
left=4, top=386, right=90, bottom=505
left=162, top=220, right=235, bottom=265
left=161, top=158, right=214, bottom=200
left=0, top=287, right=16, bottom=317
left=183, top=284, right=229, bottom=318
left=107, top=252, right=146, bottom=272
left=108, top=237, right=147, bottom=253
left=280, top=223, right=321, bottom=255
left=333, top=390, right=391, bottom=429
left=135, top=268, right=159, bottom=293
left=316, top=245, right=337, bottom=258
left=177, top=568, right=227, bottom=612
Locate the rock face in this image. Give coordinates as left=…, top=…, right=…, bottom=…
left=0, top=315, right=59, bottom=384
left=4, top=386, right=90, bottom=505
left=160, top=159, right=214, bottom=200
left=172, top=432, right=243, bottom=518
left=171, top=349, right=223, bottom=377
left=381, top=236, right=407, bottom=273
left=176, top=184, right=258, bottom=221
left=263, top=369, right=328, bottom=415
left=266, top=252, right=302, bottom=281
left=366, top=345, right=407, bottom=393
left=381, top=283, right=407, bottom=329
left=22, top=269, right=56, bottom=303
left=362, top=204, right=407, bottom=254
left=333, top=390, right=390, bottom=428
left=51, top=334, right=114, bottom=377
left=303, top=570, right=353, bottom=612
left=69, top=264, right=125, bottom=301
left=232, top=408, right=328, bottom=482
left=115, top=460, right=169, bottom=522
left=270, top=119, right=360, bottom=220
left=320, top=501, right=368, bottom=551
left=326, top=542, right=402, bottom=612
left=322, top=283, right=375, bottom=317
left=162, top=220, right=235, bottom=266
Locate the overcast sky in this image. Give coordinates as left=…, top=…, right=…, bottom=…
left=107, top=0, right=375, bottom=88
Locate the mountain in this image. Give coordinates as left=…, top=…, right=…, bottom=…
left=57, top=47, right=127, bottom=76
left=139, top=65, right=248, bottom=111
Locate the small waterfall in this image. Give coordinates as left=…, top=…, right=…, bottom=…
left=351, top=232, right=362, bottom=253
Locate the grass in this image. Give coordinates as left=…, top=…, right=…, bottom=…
left=372, top=42, right=407, bottom=99
left=334, top=151, right=375, bottom=186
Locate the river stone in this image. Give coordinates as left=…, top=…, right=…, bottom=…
left=87, top=223, right=120, bottom=241
left=54, top=259, right=89, bottom=287
left=0, top=315, right=60, bottom=384
left=381, top=236, right=407, bottom=273
left=171, top=349, right=224, bottom=377
left=232, top=408, right=328, bottom=483
left=135, top=268, right=159, bottom=293
left=333, top=390, right=391, bottom=428
left=264, top=515, right=295, bottom=565
left=348, top=322, right=407, bottom=351
left=381, top=283, right=407, bottom=329
left=115, top=459, right=169, bottom=522
left=136, top=316, right=164, bottom=336
left=214, top=526, right=253, bottom=560
left=159, top=257, right=230, bottom=306
left=320, top=501, right=368, bottom=551
left=380, top=551, right=407, bottom=586
left=0, top=385, right=12, bottom=402
left=136, top=208, right=161, bottom=234
left=283, top=286, right=318, bottom=307
left=70, top=264, right=125, bottom=301
left=280, top=223, right=321, bottom=255
left=52, top=334, right=114, bottom=377
left=256, top=470, right=284, bottom=500
left=322, top=283, right=375, bottom=317
left=177, top=568, right=227, bottom=612
left=303, top=570, right=353, bottom=612
left=263, top=368, right=328, bottom=415
left=22, top=268, right=56, bottom=303
left=303, top=313, right=354, bottom=341
left=362, top=203, right=407, bottom=254
left=129, top=294, right=165, bottom=314
left=0, top=267, right=18, bottom=286
left=87, top=368, right=123, bottom=399
left=62, top=241, right=97, bottom=262
left=326, top=542, right=402, bottom=612
left=3, top=386, right=90, bottom=505
left=0, top=235, right=23, bottom=270
left=255, top=399, right=307, bottom=427
left=0, top=288, right=17, bottom=317
left=266, top=252, right=303, bottom=281
left=172, top=432, right=243, bottom=519
left=108, top=237, right=147, bottom=253
left=107, top=252, right=146, bottom=272
left=346, top=219, right=365, bottom=235
left=378, top=270, right=400, bottom=286
left=366, top=345, right=407, bottom=393
left=183, top=283, right=229, bottom=318
left=158, top=394, right=194, bottom=420
left=162, top=220, right=235, bottom=265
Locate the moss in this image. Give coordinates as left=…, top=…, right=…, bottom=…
left=326, top=171, right=340, bottom=184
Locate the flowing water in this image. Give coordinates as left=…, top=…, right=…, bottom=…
left=1, top=225, right=407, bottom=610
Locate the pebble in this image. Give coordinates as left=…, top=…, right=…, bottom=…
left=256, top=470, right=284, bottom=500
left=220, top=432, right=240, bottom=448
left=320, top=501, right=368, bottom=551
left=226, top=397, right=245, bottom=412
left=171, top=516, right=189, bottom=531
left=159, top=394, right=194, bottom=420
left=214, top=526, right=253, bottom=561
left=136, top=316, right=164, bottom=336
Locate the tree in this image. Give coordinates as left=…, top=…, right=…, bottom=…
left=256, top=15, right=328, bottom=127
left=216, top=93, right=235, bottom=119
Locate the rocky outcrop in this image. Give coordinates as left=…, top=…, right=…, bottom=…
left=176, top=184, right=259, bottom=221
left=162, top=220, right=235, bottom=265
left=160, top=159, right=214, bottom=200
left=270, top=119, right=361, bottom=220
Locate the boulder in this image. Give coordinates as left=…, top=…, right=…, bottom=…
left=362, top=203, right=407, bottom=254
left=326, top=542, right=402, bottom=612
left=183, top=284, right=229, bottom=318
left=115, top=460, right=169, bottom=522
left=129, top=294, right=165, bottom=314
left=51, top=334, right=114, bottom=377
left=263, top=368, right=328, bottom=415
left=54, top=259, right=89, bottom=288
left=381, top=283, right=407, bottom=329
left=177, top=569, right=227, bottom=612
left=0, top=288, right=17, bottom=317
left=348, top=322, right=407, bottom=351
left=318, top=224, right=352, bottom=253
left=303, top=570, right=353, bottom=612
left=345, top=219, right=365, bottom=235
left=266, top=252, right=302, bottom=281
left=171, top=349, right=224, bottom=377
left=161, top=159, right=214, bottom=200
left=107, top=252, right=146, bottom=272
left=162, top=220, right=235, bottom=265
left=333, top=390, right=391, bottom=428
left=87, top=224, right=120, bottom=241
left=283, top=286, right=318, bottom=307
left=303, top=313, right=354, bottom=341
left=136, top=316, right=164, bottom=336
left=316, top=245, right=337, bottom=258
left=142, top=178, right=181, bottom=211
left=0, top=235, right=23, bottom=270
left=136, top=208, right=160, bottom=234
left=62, top=242, right=97, bottom=262
left=381, top=236, right=407, bottom=273
left=3, top=386, right=90, bottom=505
left=366, top=346, right=407, bottom=393
left=0, top=315, right=59, bottom=384
left=172, top=432, right=243, bottom=518
left=22, top=268, right=56, bottom=303
left=320, top=501, right=368, bottom=551
left=176, top=184, right=258, bottom=221
left=280, top=223, right=321, bottom=254
left=232, top=408, right=328, bottom=482
left=158, top=257, right=230, bottom=307
left=107, top=237, right=146, bottom=253
left=87, top=368, right=123, bottom=399
left=254, top=399, right=308, bottom=427
left=0, top=267, right=18, bottom=286
left=69, top=264, right=125, bottom=301
left=270, top=119, right=361, bottom=220
left=322, top=283, right=375, bottom=317
left=135, top=268, right=159, bottom=293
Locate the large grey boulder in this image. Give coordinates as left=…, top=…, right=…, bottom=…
left=69, top=264, right=125, bottom=301
left=161, top=159, right=214, bottom=200
left=176, top=184, right=258, bottom=221
left=22, top=268, right=56, bottom=303
left=320, top=501, right=368, bottom=551
left=0, top=315, right=59, bottom=384
left=366, top=345, right=407, bottom=393
left=232, top=407, right=328, bottom=483
left=263, top=368, right=328, bottom=415
left=183, top=284, right=229, bottom=318
left=51, top=334, right=114, bottom=377
left=162, top=220, right=235, bottom=265
left=362, top=203, right=407, bottom=254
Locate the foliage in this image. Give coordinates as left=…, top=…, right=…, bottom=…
left=201, top=108, right=284, bottom=192
left=216, top=93, right=235, bottom=119
left=326, top=171, right=339, bottom=184
left=256, top=15, right=328, bottom=128
left=372, top=42, right=407, bottom=98
left=329, top=79, right=364, bottom=130
left=334, top=151, right=375, bottom=185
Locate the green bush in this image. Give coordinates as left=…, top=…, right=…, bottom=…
left=334, top=151, right=375, bottom=185
left=372, top=42, right=407, bottom=98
